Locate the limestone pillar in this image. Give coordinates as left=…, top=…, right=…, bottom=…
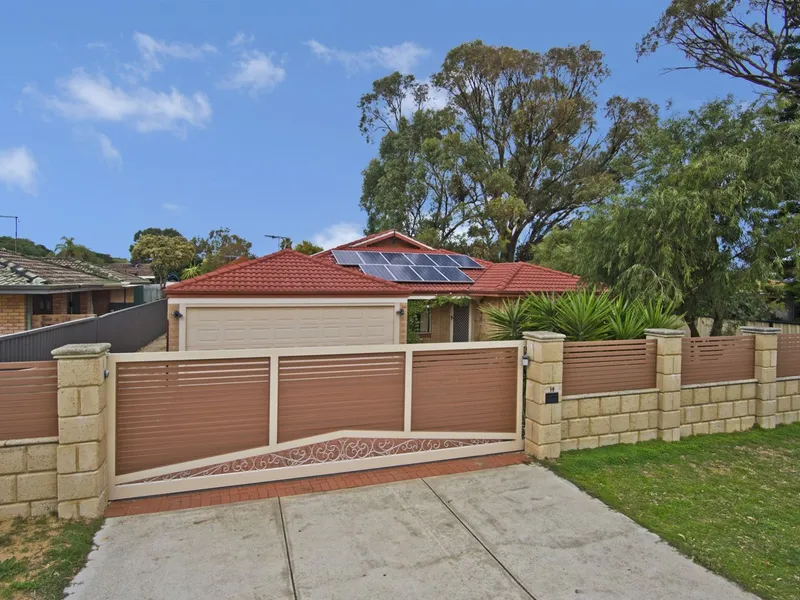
left=523, top=331, right=565, bottom=459
left=645, top=329, right=685, bottom=442
left=740, top=326, right=780, bottom=429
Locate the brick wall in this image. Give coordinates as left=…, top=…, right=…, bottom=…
left=0, top=440, right=58, bottom=518
left=776, top=378, right=800, bottom=425
left=419, top=305, right=451, bottom=343
left=92, top=290, right=111, bottom=316
left=52, top=294, right=67, bottom=314
left=398, top=302, right=407, bottom=344
left=561, top=391, right=660, bottom=451
left=31, top=314, right=95, bottom=329
left=472, top=297, right=504, bottom=341
left=0, top=294, right=27, bottom=334
left=110, top=288, right=130, bottom=303
left=679, top=382, right=757, bottom=436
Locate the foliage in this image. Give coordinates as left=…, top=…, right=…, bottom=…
left=279, top=237, right=293, bottom=250
left=191, top=227, right=254, bottom=273
left=429, top=295, right=470, bottom=308
left=533, top=98, right=800, bottom=335
left=638, top=1, right=800, bottom=102
left=359, top=41, right=657, bottom=261
left=180, top=264, right=203, bottom=280
left=481, top=289, right=683, bottom=341
left=293, top=240, right=323, bottom=255
left=550, top=424, right=800, bottom=600
left=0, top=516, right=103, bottom=599
left=0, top=236, right=50, bottom=256
left=52, top=236, right=119, bottom=265
left=130, top=227, right=182, bottom=254
left=131, top=234, right=195, bottom=282
left=406, top=300, right=426, bottom=344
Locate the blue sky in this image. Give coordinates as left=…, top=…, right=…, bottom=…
left=0, top=0, right=756, bottom=258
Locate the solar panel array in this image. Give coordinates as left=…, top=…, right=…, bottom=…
left=332, top=250, right=482, bottom=283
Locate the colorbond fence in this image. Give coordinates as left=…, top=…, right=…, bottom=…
left=0, top=299, right=167, bottom=362
left=777, top=334, right=800, bottom=378
left=108, top=341, right=525, bottom=500
left=0, top=361, right=58, bottom=441
left=562, top=339, right=657, bottom=396
left=682, top=336, right=755, bottom=386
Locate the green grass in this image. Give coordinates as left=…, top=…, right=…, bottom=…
left=0, top=516, right=103, bottom=600
left=549, top=423, right=800, bottom=600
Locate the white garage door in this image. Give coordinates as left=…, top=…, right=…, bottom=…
left=185, top=305, right=397, bottom=351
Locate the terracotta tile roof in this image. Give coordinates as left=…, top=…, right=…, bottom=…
left=166, top=249, right=409, bottom=297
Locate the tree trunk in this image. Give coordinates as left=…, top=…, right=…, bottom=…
left=709, top=316, right=725, bottom=337
left=502, top=234, right=519, bottom=263
left=686, top=315, right=700, bottom=338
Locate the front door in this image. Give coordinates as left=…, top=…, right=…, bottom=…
left=452, top=304, right=470, bottom=342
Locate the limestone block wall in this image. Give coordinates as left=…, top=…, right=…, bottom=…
left=679, top=381, right=757, bottom=437
left=0, top=439, right=58, bottom=518
left=776, top=377, right=800, bottom=425
left=560, top=390, right=660, bottom=451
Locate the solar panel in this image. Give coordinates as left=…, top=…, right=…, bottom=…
left=438, top=267, right=473, bottom=283
left=357, top=251, right=389, bottom=264
left=383, top=253, right=413, bottom=265
left=406, top=253, right=436, bottom=266
left=331, top=250, right=363, bottom=265
left=411, top=266, right=448, bottom=281
left=449, top=254, right=482, bottom=269
left=360, top=264, right=396, bottom=280
left=428, top=254, right=459, bottom=268
left=385, top=265, right=423, bottom=281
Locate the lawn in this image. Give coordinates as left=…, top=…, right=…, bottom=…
left=0, top=516, right=102, bottom=600
left=549, top=423, right=800, bottom=600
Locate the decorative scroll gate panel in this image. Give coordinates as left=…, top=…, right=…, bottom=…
left=108, top=341, right=524, bottom=500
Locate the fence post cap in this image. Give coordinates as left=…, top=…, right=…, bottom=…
left=51, top=343, right=111, bottom=359
left=739, top=326, right=781, bottom=335
left=522, top=331, right=566, bottom=342
left=644, top=328, right=686, bottom=338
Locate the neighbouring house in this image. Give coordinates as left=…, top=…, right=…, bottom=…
left=0, top=250, right=155, bottom=335
left=106, top=262, right=156, bottom=283
left=165, top=230, right=581, bottom=351
left=42, top=258, right=158, bottom=307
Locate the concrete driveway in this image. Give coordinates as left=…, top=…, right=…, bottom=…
left=66, top=464, right=756, bottom=600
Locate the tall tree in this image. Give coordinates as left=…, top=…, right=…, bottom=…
left=638, top=1, right=800, bottom=100
left=129, top=228, right=183, bottom=254
left=131, top=234, right=195, bottom=283
left=359, top=42, right=657, bottom=261
left=192, top=228, right=254, bottom=273
left=54, top=236, right=92, bottom=261
left=537, top=99, right=800, bottom=335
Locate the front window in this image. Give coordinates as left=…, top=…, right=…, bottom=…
left=418, top=306, right=431, bottom=334
left=32, top=295, right=53, bottom=315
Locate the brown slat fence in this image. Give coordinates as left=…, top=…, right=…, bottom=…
left=0, top=361, right=58, bottom=441
left=777, top=334, right=800, bottom=378
left=563, top=339, right=657, bottom=397
left=681, top=336, right=755, bottom=386
left=278, top=353, right=405, bottom=443
left=115, top=358, right=270, bottom=475
left=411, top=348, right=518, bottom=432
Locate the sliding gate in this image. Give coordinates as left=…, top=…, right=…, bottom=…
left=107, top=341, right=524, bottom=500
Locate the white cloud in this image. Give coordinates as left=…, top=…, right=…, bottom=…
left=75, top=128, right=121, bottom=167
left=312, top=223, right=362, bottom=250
left=29, top=69, right=212, bottom=134
left=228, top=32, right=255, bottom=47
left=132, top=32, right=217, bottom=76
left=87, top=42, right=111, bottom=51
left=307, top=40, right=429, bottom=74
left=0, top=146, right=38, bottom=195
left=162, top=202, right=183, bottom=213
left=219, top=51, right=285, bottom=95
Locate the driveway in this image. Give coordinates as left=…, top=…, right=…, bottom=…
left=66, top=464, right=755, bottom=600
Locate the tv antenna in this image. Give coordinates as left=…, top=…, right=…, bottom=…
left=0, top=215, right=19, bottom=252
left=264, top=234, right=291, bottom=250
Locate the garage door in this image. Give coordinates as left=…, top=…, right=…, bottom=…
left=185, top=306, right=396, bottom=351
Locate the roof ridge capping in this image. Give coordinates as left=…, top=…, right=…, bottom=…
left=0, top=254, right=47, bottom=284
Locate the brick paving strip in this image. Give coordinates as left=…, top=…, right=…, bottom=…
left=105, top=452, right=529, bottom=517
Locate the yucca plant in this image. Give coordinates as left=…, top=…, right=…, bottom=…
left=180, top=264, right=203, bottom=280
left=608, top=297, right=649, bottom=340
left=523, top=293, right=559, bottom=331
left=481, top=298, right=533, bottom=340
left=640, top=297, right=686, bottom=331
left=551, top=288, right=614, bottom=341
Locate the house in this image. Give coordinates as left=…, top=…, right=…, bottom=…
left=43, top=258, right=158, bottom=306
left=0, top=251, right=153, bottom=335
left=164, top=230, right=581, bottom=351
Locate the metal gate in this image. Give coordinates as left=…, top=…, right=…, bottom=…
left=107, top=341, right=524, bottom=500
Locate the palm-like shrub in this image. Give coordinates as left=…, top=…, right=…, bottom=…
left=480, top=288, right=685, bottom=341
left=550, top=288, right=613, bottom=341
left=482, top=298, right=532, bottom=341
